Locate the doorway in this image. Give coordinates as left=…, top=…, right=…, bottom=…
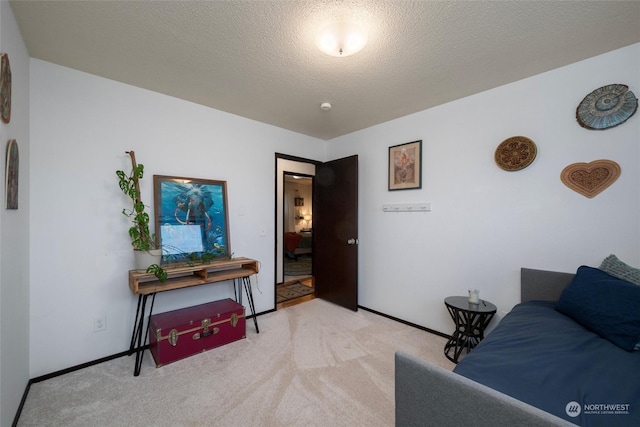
left=278, top=174, right=314, bottom=307
left=275, top=155, right=318, bottom=309
left=274, top=153, right=359, bottom=311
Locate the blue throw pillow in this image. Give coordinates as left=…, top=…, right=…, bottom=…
left=556, top=266, right=640, bottom=352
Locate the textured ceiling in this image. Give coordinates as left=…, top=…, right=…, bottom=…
left=9, top=1, right=640, bottom=140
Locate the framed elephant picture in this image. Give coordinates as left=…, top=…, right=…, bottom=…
left=154, top=175, right=230, bottom=262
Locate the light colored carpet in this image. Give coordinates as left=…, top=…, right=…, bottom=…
left=18, top=299, right=454, bottom=426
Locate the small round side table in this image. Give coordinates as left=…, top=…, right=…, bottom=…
left=444, top=296, right=497, bottom=363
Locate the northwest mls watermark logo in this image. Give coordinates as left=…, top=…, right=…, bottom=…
left=566, top=401, right=631, bottom=417
left=565, top=401, right=581, bottom=417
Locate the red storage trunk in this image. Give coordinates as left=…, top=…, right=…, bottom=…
left=149, top=298, right=246, bottom=367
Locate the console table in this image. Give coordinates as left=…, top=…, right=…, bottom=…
left=128, top=257, right=260, bottom=376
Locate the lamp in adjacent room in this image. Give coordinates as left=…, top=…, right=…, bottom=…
left=316, top=22, right=367, bottom=57
left=303, top=214, right=312, bottom=230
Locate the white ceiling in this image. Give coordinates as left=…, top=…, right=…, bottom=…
left=9, top=1, right=640, bottom=140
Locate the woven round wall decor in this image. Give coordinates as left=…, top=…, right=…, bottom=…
left=576, top=84, right=637, bottom=130
left=494, top=136, right=537, bottom=171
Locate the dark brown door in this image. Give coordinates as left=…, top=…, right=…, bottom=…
left=313, top=155, right=358, bottom=311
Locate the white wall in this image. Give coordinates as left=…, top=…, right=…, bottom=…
left=25, top=41, right=640, bottom=379
left=327, top=44, right=640, bottom=335
left=0, top=1, right=30, bottom=425
left=29, top=60, right=324, bottom=377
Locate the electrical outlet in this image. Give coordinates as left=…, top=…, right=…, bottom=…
left=93, top=316, right=107, bottom=332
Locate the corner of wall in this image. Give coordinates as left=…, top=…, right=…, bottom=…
left=1, top=1, right=31, bottom=425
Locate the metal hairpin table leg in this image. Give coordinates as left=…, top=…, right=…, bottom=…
left=132, top=292, right=156, bottom=376
left=242, top=276, right=259, bottom=333
left=129, top=295, right=144, bottom=356
left=234, top=278, right=239, bottom=303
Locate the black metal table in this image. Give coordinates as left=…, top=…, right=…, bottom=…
left=444, top=296, right=497, bottom=363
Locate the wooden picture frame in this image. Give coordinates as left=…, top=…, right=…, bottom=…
left=154, top=175, right=231, bottom=261
left=388, top=140, right=422, bottom=191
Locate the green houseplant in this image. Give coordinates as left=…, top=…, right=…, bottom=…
left=116, top=151, right=167, bottom=282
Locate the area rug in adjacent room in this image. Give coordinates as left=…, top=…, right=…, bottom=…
left=283, top=256, right=312, bottom=276
left=277, top=282, right=314, bottom=303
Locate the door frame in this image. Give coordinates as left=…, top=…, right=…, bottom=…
left=274, top=154, right=320, bottom=297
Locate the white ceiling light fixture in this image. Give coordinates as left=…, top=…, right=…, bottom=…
left=316, top=22, right=367, bottom=57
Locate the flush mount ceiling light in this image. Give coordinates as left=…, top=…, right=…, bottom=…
left=316, top=22, right=367, bottom=57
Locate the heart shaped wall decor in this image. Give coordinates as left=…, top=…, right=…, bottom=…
left=560, top=160, right=621, bottom=198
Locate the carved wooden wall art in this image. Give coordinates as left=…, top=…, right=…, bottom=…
left=0, top=53, right=11, bottom=124
left=494, top=136, right=537, bottom=171
left=5, top=139, right=18, bottom=209
left=560, top=160, right=621, bottom=198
